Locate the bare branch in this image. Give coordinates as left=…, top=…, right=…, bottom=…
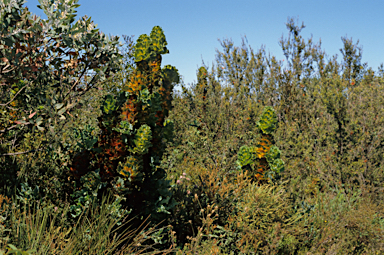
left=0, top=122, right=31, bottom=133
left=67, top=53, right=93, bottom=96
left=1, top=148, right=43, bottom=156
left=1, top=63, right=13, bottom=73
left=76, top=74, right=98, bottom=97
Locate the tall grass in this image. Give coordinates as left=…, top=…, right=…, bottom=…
left=0, top=195, right=174, bottom=254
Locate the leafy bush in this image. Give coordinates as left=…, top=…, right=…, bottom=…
left=1, top=1, right=384, bottom=253
left=0, top=0, right=121, bottom=204
left=166, top=17, right=384, bottom=253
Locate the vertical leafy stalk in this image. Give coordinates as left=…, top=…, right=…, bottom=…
left=237, top=106, right=284, bottom=182
left=70, top=26, right=179, bottom=221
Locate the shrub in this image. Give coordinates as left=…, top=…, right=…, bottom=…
left=69, top=26, right=180, bottom=238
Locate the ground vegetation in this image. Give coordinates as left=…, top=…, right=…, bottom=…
left=0, top=1, right=383, bottom=254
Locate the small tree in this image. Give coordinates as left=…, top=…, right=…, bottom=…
left=0, top=0, right=121, bottom=196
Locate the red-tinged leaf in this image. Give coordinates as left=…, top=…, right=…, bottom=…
left=29, top=112, right=37, bottom=118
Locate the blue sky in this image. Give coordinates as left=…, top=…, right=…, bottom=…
left=25, top=0, right=384, bottom=86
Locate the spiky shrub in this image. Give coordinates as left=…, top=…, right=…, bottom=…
left=70, top=26, right=179, bottom=223
left=237, top=106, right=285, bottom=182
left=215, top=182, right=307, bottom=254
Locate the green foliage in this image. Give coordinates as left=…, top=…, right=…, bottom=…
left=134, top=26, right=169, bottom=62
left=235, top=106, right=285, bottom=182
left=0, top=196, right=165, bottom=254
left=215, top=183, right=305, bottom=254
left=0, top=244, right=35, bottom=255
left=163, top=65, right=180, bottom=84
left=0, top=0, right=121, bottom=202
left=150, top=26, right=169, bottom=55
left=265, top=145, right=281, bottom=163
left=166, top=17, right=384, bottom=253
left=134, top=34, right=152, bottom=62
left=268, top=158, right=285, bottom=175
left=131, top=124, right=152, bottom=154
left=1, top=2, right=384, bottom=253
left=236, top=145, right=255, bottom=168
left=70, top=170, right=105, bottom=218
left=102, top=95, right=119, bottom=115
left=257, top=106, right=278, bottom=135
left=72, top=124, right=98, bottom=151
left=69, top=26, right=180, bottom=249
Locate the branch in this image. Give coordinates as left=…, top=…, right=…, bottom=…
left=0, top=82, right=29, bottom=106
left=1, top=148, right=43, bottom=156
left=0, top=122, right=31, bottom=133
left=1, top=63, right=15, bottom=74
left=76, top=74, right=98, bottom=97
left=5, top=105, right=29, bottom=114
left=206, top=142, right=218, bottom=167
left=65, top=52, right=94, bottom=99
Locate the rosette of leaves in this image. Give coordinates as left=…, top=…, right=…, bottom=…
left=236, top=106, right=284, bottom=182
left=256, top=106, right=277, bottom=135
left=265, top=145, right=285, bottom=180
left=236, top=145, right=256, bottom=169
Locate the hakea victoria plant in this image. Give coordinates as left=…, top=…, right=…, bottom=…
left=236, top=106, right=285, bottom=183
left=70, top=26, right=179, bottom=222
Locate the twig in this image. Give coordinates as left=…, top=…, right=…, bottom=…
left=0, top=122, right=31, bottom=133
left=66, top=51, right=94, bottom=98
left=1, top=148, right=43, bottom=156
left=0, top=82, right=29, bottom=106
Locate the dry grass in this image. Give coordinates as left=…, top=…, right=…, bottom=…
left=0, top=196, right=175, bottom=255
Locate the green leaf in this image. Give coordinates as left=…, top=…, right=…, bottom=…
left=134, top=34, right=151, bottom=62
left=150, top=26, right=168, bottom=55
left=54, top=103, right=64, bottom=109
left=57, top=107, right=66, bottom=116
left=113, top=120, right=133, bottom=135
left=139, top=88, right=151, bottom=104
left=102, top=94, right=117, bottom=114
left=7, top=244, right=17, bottom=250
left=162, top=65, right=179, bottom=84
left=3, top=37, right=14, bottom=47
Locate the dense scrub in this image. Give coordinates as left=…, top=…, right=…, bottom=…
left=165, top=19, right=384, bottom=254
left=0, top=1, right=383, bottom=254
